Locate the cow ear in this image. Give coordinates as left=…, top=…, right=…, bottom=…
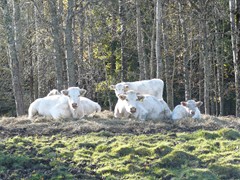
left=80, top=89, right=87, bottom=96
left=181, top=101, right=187, bottom=106
left=61, top=90, right=68, bottom=96
left=196, top=101, right=203, bottom=107
left=119, top=94, right=126, bottom=101
left=109, top=85, right=115, bottom=90
left=137, top=95, right=144, bottom=102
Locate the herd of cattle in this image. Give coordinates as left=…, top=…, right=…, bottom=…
left=28, top=79, right=203, bottom=121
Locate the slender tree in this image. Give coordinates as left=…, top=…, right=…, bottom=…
left=66, top=0, right=75, bottom=86
left=178, top=1, right=190, bottom=101
left=156, top=0, right=163, bottom=79
left=1, top=0, right=25, bottom=116
left=34, top=0, right=48, bottom=97
left=230, top=0, right=240, bottom=117
left=136, top=0, right=146, bottom=80
left=48, top=0, right=64, bottom=90
left=119, top=0, right=127, bottom=81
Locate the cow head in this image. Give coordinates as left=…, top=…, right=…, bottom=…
left=61, top=87, right=86, bottom=109
left=110, top=83, right=129, bottom=97
left=181, top=100, right=203, bottom=115
left=119, top=90, right=144, bottom=114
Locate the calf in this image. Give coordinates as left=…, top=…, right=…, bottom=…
left=113, top=98, right=130, bottom=118
left=110, top=79, right=164, bottom=100
left=171, top=100, right=203, bottom=120
left=28, top=87, right=86, bottom=119
left=118, top=90, right=171, bottom=121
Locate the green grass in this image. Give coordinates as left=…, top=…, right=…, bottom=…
left=0, top=128, right=239, bottom=179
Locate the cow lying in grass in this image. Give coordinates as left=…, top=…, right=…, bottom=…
left=28, top=87, right=87, bottom=119
left=118, top=90, right=171, bottom=121
left=171, top=100, right=203, bottom=120
left=110, top=78, right=164, bottom=100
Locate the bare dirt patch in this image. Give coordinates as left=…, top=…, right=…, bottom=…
left=0, top=111, right=240, bottom=138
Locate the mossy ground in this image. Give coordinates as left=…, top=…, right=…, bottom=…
left=0, top=112, right=240, bottom=179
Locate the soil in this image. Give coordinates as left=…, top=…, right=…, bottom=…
left=0, top=110, right=239, bottom=138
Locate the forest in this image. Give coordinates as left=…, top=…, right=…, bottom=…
left=0, top=0, right=240, bottom=117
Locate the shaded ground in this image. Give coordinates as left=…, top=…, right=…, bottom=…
left=0, top=110, right=239, bottom=138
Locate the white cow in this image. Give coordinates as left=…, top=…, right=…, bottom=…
left=80, top=97, right=101, bottom=116
left=110, top=79, right=164, bottom=100
left=171, top=100, right=203, bottom=120
left=47, top=89, right=60, bottom=96
left=28, top=87, right=86, bottom=120
left=113, top=98, right=130, bottom=118
left=118, top=90, right=171, bottom=121
left=46, top=89, right=101, bottom=117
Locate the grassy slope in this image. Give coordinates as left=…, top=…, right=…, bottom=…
left=0, top=113, right=240, bottom=179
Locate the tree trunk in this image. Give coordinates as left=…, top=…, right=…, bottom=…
left=163, top=33, right=174, bottom=109
left=34, top=0, right=48, bottom=97
left=119, top=0, right=127, bottom=81
left=150, top=10, right=156, bottom=79
left=156, top=0, right=163, bottom=79
left=110, top=5, right=117, bottom=75
left=215, top=18, right=224, bottom=116
left=136, top=0, right=145, bottom=80
left=26, top=3, right=34, bottom=102
left=58, top=0, right=67, bottom=88
left=178, top=2, right=190, bottom=101
left=232, top=0, right=240, bottom=117
left=48, top=0, right=64, bottom=91
left=77, top=1, right=85, bottom=85
left=1, top=0, right=25, bottom=116
left=202, top=17, right=210, bottom=114
left=65, top=0, right=75, bottom=87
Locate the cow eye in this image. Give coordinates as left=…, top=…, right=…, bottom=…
left=126, top=99, right=128, bottom=102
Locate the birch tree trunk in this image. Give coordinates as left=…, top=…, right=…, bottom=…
left=178, top=2, right=190, bottom=101
left=119, top=0, right=127, bottom=81
left=1, top=0, right=25, bottom=116
left=136, top=0, right=146, bottom=80
left=156, top=0, right=163, bottom=79
left=150, top=11, right=156, bottom=79
left=66, top=0, right=75, bottom=87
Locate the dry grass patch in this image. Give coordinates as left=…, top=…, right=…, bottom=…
left=0, top=111, right=239, bottom=138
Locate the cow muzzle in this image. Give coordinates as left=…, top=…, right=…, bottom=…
left=190, top=111, right=195, bottom=115
left=72, top=103, right=78, bottom=109
left=130, top=107, right=136, bottom=113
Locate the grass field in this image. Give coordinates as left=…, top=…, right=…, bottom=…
left=0, top=111, right=239, bottom=179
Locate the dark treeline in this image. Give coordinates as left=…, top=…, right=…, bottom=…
left=0, top=0, right=239, bottom=117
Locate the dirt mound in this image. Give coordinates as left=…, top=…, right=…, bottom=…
left=0, top=111, right=239, bottom=138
